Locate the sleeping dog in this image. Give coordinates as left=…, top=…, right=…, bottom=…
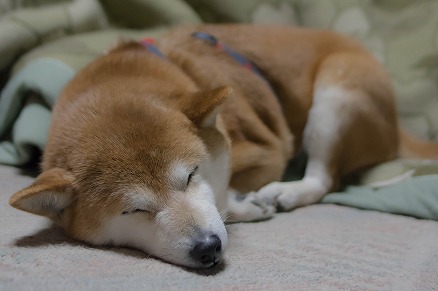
left=9, top=24, right=438, bottom=268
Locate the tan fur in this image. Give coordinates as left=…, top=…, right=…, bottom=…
left=161, top=24, right=401, bottom=190
left=9, top=24, right=438, bottom=268
left=398, top=129, right=438, bottom=159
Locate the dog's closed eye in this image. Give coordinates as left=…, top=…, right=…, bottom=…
left=187, top=166, right=198, bottom=187
left=122, top=209, right=150, bottom=215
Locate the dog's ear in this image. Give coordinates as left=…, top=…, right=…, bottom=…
left=181, top=86, right=233, bottom=127
left=9, top=168, right=75, bottom=218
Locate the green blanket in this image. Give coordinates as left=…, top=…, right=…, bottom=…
left=1, top=0, right=438, bottom=219
left=323, top=175, right=438, bottom=220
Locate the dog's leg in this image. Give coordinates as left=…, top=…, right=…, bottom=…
left=252, top=87, right=348, bottom=211
left=225, top=189, right=275, bottom=222
left=252, top=83, right=397, bottom=211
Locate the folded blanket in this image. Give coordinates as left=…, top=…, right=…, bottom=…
left=0, top=0, right=109, bottom=71
left=1, top=0, right=438, bottom=220
left=322, top=175, right=438, bottom=220
left=0, top=58, right=73, bottom=164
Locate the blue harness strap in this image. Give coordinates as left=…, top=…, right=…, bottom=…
left=140, top=38, right=165, bottom=59
left=191, top=32, right=266, bottom=79
left=140, top=33, right=272, bottom=88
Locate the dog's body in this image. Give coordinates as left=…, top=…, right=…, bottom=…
left=9, top=24, right=438, bottom=268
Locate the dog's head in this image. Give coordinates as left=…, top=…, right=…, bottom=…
left=9, top=86, right=233, bottom=268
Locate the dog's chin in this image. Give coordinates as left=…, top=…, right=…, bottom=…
left=187, top=258, right=222, bottom=269
left=86, top=197, right=228, bottom=269
left=162, top=253, right=222, bottom=269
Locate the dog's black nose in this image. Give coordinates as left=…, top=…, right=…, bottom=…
left=190, top=234, right=222, bottom=266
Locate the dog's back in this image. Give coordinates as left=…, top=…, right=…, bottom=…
left=159, top=25, right=396, bottom=190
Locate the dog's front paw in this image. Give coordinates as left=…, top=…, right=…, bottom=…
left=247, top=194, right=276, bottom=218
left=252, top=181, right=283, bottom=207
left=254, top=179, right=327, bottom=211
left=227, top=193, right=275, bottom=223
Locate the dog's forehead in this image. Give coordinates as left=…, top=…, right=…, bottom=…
left=74, top=100, right=211, bottom=197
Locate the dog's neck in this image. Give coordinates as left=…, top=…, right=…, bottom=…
left=108, top=41, right=199, bottom=97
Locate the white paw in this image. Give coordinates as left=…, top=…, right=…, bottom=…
left=246, top=194, right=276, bottom=218
left=254, top=179, right=327, bottom=211
left=228, top=194, right=276, bottom=223
left=251, top=181, right=283, bottom=207
left=276, top=191, right=304, bottom=211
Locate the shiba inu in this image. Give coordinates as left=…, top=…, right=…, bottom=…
left=9, top=24, right=438, bottom=268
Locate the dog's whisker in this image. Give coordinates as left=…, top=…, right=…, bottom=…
left=219, top=209, right=229, bottom=221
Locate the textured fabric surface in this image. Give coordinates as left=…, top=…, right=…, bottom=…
left=1, top=165, right=438, bottom=290
left=0, top=0, right=109, bottom=70
left=322, top=175, right=438, bottom=220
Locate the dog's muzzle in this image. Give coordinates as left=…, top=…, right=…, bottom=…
left=189, top=233, right=222, bottom=267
